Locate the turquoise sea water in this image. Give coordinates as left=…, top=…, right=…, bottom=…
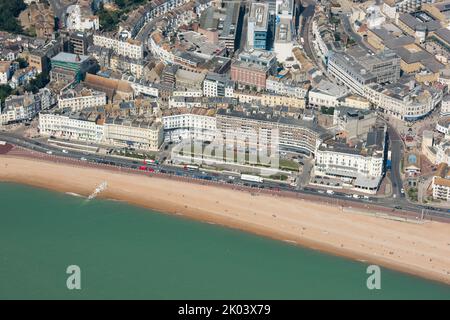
left=0, top=182, right=449, bottom=299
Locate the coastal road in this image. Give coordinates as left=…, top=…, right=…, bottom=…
left=1, top=131, right=449, bottom=222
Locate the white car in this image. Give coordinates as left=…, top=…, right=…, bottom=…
left=80, top=157, right=87, bottom=161
left=46, top=151, right=53, bottom=155
left=326, top=190, right=334, bottom=195
left=62, top=149, right=68, bottom=154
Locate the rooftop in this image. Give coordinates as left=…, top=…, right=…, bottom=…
left=59, top=83, right=106, bottom=100
left=319, top=126, right=386, bottom=157
left=199, top=2, right=241, bottom=39
left=249, top=2, right=269, bottom=31
left=216, top=107, right=330, bottom=137
left=51, top=52, right=90, bottom=64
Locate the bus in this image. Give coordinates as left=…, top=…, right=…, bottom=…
left=184, top=164, right=199, bottom=171
left=241, top=174, right=263, bottom=183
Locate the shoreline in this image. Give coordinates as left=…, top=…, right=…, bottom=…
left=1, top=155, right=450, bottom=285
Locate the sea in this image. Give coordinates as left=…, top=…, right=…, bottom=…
left=0, top=182, right=449, bottom=299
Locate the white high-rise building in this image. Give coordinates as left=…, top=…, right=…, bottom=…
left=274, top=0, right=296, bottom=62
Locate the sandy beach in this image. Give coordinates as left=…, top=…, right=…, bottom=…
left=1, top=155, right=450, bottom=285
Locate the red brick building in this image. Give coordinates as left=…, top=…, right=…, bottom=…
left=231, top=61, right=268, bottom=90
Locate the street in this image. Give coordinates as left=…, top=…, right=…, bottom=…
left=48, top=0, right=77, bottom=25
left=389, top=130, right=404, bottom=199
left=340, top=13, right=371, bottom=51
left=1, top=131, right=448, bottom=222
left=298, top=3, right=316, bottom=61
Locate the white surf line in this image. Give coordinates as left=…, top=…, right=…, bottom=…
left=65, top=192, right=84, bottom=198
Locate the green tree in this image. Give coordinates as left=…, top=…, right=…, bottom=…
left=24, top=73, right=49, bottom=94
left=320, top=106, right=335, bottom=115
left=0, top=0, right=27, bottom=34
left=98, top=8, right=122, bottom=32
left=15, top=57, right=28, bottom=69
left=0, top=84, right=13, bottom=104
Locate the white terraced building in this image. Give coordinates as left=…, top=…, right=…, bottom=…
left=314, top=127, right=387, bottom=194
left=308, top=80, right=348, bottom=108
left=1, top=89, right=52, bottom=124
left=432, top=176, right=450, bottom=202
left=39, top=109, right=163, bottom=151
left=39, top=109, right=104, bottom=143
left=162, top=108, right=217, bottom=142
left=266, top=76, right=308, bottom=99
left=103, top=117, right=163, bottom=151
left=441, top=95, right=450, bottom=116
left=121, top=75, right=159, bottom=97
left=58, top=86, right=107, bottom=112
left=146, top=0, right=189, bottom=20
left=435, top=140, right=450, bottom=165
left=168, top=97, right=202, bottom=109
left=149, top=32, right=175, bottom=64
left=364, top=81, right=442, bottom=121
left=382, top=0, right=435, bottom=19
left=327, top=49, right=441, bottom=121
left=93, top=35, right=144, bottom=60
